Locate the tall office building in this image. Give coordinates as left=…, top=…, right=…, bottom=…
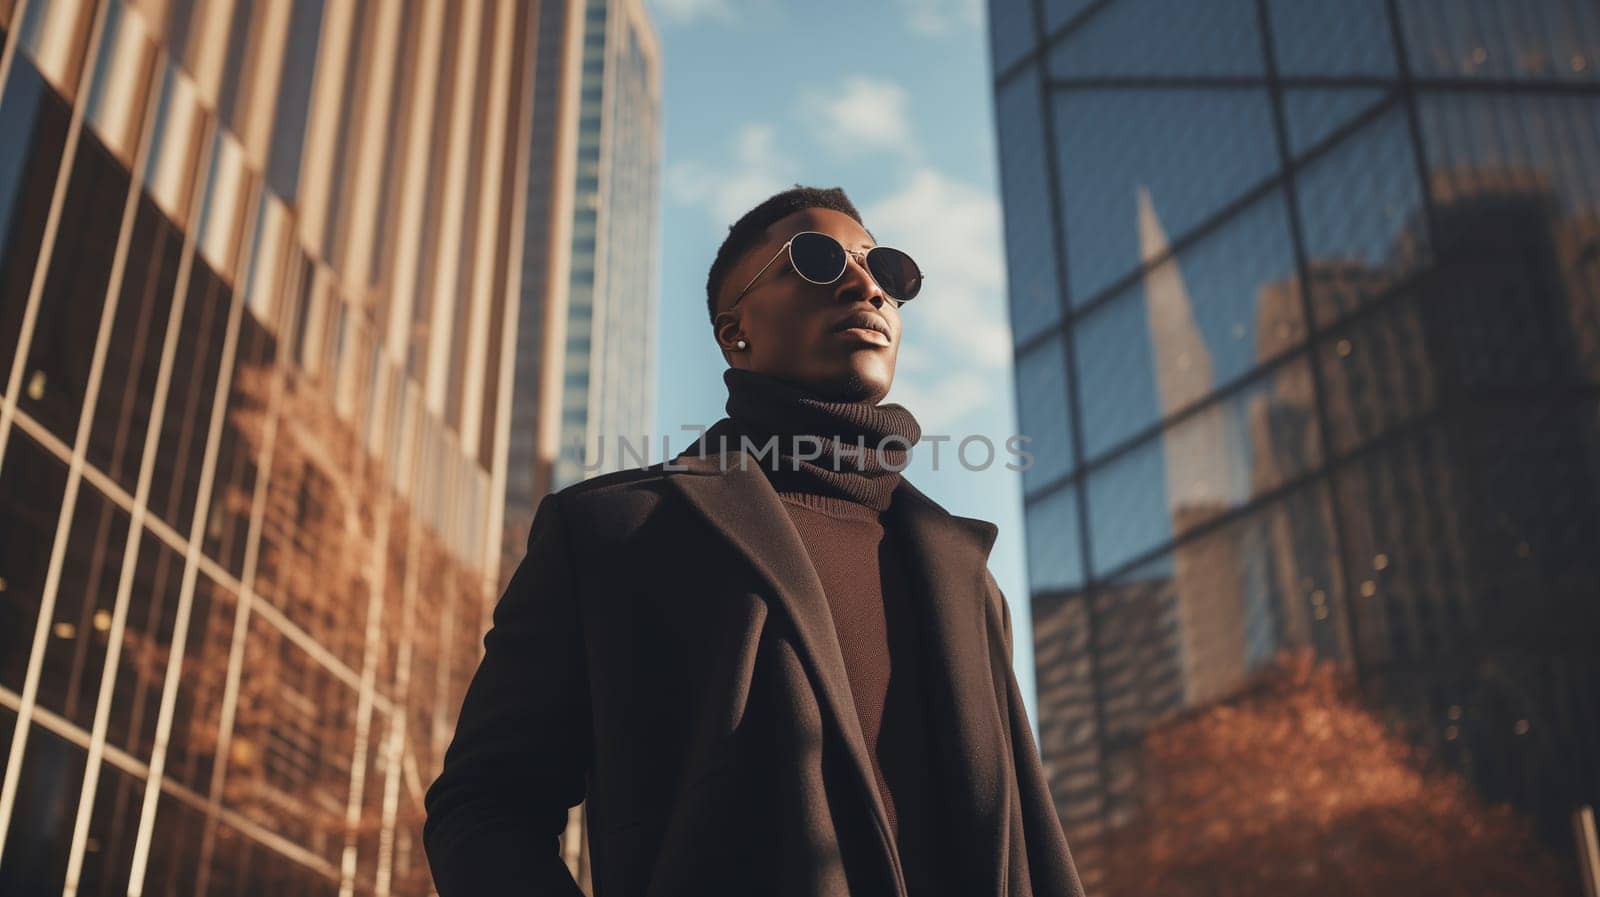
left=988, top=0, right=1600, bottom=888
left=501, top=0, right=661, bottom=590
left=0, top=1, right=538, bottom=894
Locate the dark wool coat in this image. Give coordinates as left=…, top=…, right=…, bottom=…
left=423, top=417, right=1086, bottom=897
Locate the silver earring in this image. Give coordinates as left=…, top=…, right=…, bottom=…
left=736, top=339, right=747, bottom=349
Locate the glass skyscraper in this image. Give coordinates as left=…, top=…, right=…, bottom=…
left=0, top=1, right=538, bottom=894
left=989, top=0, right=1600, bottom=888
left=547, top=0, right=659, bottom=495
left=502, top=0, right=660, bottom=589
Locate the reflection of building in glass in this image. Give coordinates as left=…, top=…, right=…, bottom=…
left=989, top=0, right=1600, bottom=889
left=1137, top=187, right=1252, bottom=707
left=0, top=2, right=540, bottom=894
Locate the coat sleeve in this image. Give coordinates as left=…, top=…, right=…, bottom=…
left=984, top=568, right=1089, bottom=897
left=424, top=491, right=593, bottom=896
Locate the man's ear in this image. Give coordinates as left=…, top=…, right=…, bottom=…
left=713, top=312, right=743, bottom=352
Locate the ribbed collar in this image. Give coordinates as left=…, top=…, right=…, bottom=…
left=722, top=367, right=922, bottom=513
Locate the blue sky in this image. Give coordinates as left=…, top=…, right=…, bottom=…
left=643, top=0, right=1046, bottom=718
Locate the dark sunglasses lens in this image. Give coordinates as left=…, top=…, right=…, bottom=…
left=867, top=247, right=922, bottom=301
left=789, top=232, right=847, bottom=283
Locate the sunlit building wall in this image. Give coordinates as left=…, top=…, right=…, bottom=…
left=988, top=0, right=1600, bottom=888
left=0, top=1, right=538, bottom=894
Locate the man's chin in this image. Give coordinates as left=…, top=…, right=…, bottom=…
left=813, top=366, right=890, bottom=404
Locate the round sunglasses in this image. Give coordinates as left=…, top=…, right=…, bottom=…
left=730, top=231, right=924, bottom=308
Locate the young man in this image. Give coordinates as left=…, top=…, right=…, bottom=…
left=424, top=186, right=1085, bottom=897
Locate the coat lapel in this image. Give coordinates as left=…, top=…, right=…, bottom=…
left=666, top=418, right=1011, bottom=897
left=666, top=419, right=906, bottom=891
left=889, top=478, right=1011, bottom=897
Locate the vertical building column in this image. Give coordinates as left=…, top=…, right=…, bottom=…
left=484, top=0, right=540, bottom=593
left=233, top=0, right=293, bottom=173
left=531, top=0, right=586, bottom=502
left=422, top=0, right=485, bottom=417
left=383, top=0, right=446, bottom=367
left=293, top=0, right=357, bottom=260
left=458, top=0, right=519, bottom=463
left=336, top=0, right=404, bottom=292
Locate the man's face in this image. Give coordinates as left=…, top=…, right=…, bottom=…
left=713, top=208, right=902, bottom=403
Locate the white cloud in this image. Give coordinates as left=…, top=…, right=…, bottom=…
left=647, top=0, right=735, bottom=25
left=894, top=0, right=984, bottom=35
left=799, top=76, right=917, bottom=159
left=869, top=166, right=1012, bottom=432
left=867, top=167, right=1011, bottom=372
left=667, top=122, right=799, bottom=224
left=883, top=363, right=994, bottom=434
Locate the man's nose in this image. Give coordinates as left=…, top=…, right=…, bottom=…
left=833, top=253, right=887, bottom=306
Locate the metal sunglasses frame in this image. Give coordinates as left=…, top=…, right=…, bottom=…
left=728, top=230, right=924, bottom=309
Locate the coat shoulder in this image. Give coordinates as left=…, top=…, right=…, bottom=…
left=894, top=475, right=1002, bottom=558
left=549, top=461, right=690, bottom=542
left=554, top=461, right=678, bottom=499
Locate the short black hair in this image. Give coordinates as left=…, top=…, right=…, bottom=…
left=705, top=185, right=873, bottom=325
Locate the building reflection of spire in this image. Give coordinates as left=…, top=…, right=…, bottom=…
left=1245, top=278, right=1317, bottom=660
left=1136, top=186, right=1249, bottom=706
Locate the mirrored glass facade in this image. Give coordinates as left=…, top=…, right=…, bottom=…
left=990, top=0, right=1600, bottom=888
left=0, top=1, right=538, bottom=893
